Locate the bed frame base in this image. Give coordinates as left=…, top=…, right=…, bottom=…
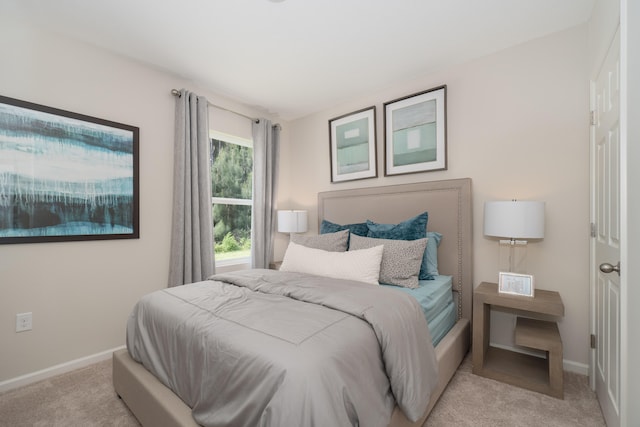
left=113, top=348, right=197, bottom=427
left=113, top=319, right=469, bottom=427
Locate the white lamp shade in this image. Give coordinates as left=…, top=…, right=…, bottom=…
left=483, top=201, right=545, bottom=239
left=277, top=210, right=308, bottom=233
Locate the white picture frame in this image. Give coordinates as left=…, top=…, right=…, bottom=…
left=498, top=272, right=535, bottom=297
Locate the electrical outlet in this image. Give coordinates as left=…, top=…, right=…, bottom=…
left=16, top=312, right=32, bottom=332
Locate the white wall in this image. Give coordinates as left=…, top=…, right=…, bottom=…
left=0, top=18, right=286, bottom=383
left=588, top=0, right=620, bottom=77
left=283, top=25, right=591, bottom=369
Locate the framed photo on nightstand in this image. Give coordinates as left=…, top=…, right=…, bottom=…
left=498, top=272, right=535, bottom=297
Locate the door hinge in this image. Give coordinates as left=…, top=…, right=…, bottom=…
left=590, top=110, right=596, bottom=126
left=591, top=222, right=597, bottom=238
left=591, top=334, right=597, bottom=349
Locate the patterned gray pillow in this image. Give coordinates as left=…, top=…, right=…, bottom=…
left=290, top=229, right=349, bottom=252
left=349, top=234, right=427, bottom=289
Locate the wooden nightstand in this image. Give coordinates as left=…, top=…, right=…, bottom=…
left=472, top=282, right=565, bottom=398
left=268, top=261, right=282, bottom=270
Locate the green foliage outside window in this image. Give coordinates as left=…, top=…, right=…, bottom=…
left=210, top=139, right=252, bottom=258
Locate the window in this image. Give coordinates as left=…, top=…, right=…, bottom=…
left=210, top=131, right=252, bottom=266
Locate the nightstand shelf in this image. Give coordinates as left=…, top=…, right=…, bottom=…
left=482, top=346, right=550, bottom=387
left=472, top=282, right=564, bottom=399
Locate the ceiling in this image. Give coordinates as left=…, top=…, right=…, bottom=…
left=6, top=0, right=594, bottom=120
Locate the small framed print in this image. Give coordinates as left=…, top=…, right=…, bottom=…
left=329, top=106, right=377, bottom=183
left=383, top=85, right=447, bottom=176
left=498, top=272, right=535, bottom=297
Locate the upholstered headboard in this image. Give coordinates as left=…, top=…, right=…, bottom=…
left=317, top=178, right=472, bottom=320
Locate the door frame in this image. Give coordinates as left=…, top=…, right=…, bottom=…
left=588, top=80, right=596, bottom=391
left=620, top=1, right=639, bottom=425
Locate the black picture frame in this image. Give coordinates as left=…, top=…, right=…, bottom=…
left=0, top=95, right=140, bottom=244
left=328, top=106, right=377, bottom=183
left=384, top=85, right=447, bottom=176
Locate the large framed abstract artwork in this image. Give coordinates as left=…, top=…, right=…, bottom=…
left=329, top=106, right=377, bottom=183
left=384, top=85, right=447, bottom=176
left=0, top=95, right=139, bottom=244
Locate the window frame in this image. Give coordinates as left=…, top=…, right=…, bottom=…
left=210, top=130, right=253, bottom=268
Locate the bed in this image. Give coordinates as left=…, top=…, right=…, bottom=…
left=113, top=177, right=472, bottom=427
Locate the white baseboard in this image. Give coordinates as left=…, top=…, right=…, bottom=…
left=490, top=342, right=589, bottom=375
left=563, top=359, right=590, bottom=375
left=0, top=342, right=591, bottom=394
left=0, top=345, right=126, bottom=394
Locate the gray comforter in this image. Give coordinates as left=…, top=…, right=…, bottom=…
left=126, top=269, right=438, bottom=427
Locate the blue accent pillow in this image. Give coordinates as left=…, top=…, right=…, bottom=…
left=366, top=212, right=428, bottom=241
left=320, top=219, right=369, bottom=237
left=367, top=212, right=438, bottom=279
left=424, top=231, right=442, bottom=279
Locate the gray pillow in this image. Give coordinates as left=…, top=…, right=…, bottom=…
left=290, top=229, right=349, bottom=252
left=349, top=234, right=427, bottom=289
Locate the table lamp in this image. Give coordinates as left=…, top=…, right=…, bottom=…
left=277, top=210, right=308, bottom=234
left=483, top=200, right=545, bottom=274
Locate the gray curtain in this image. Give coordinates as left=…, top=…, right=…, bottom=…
left=168, top=89, right=215, bottom=286
left=251, top=119, right=280, bottom=268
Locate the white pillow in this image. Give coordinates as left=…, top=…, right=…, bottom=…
left=280, top=241, right=383, bottom=285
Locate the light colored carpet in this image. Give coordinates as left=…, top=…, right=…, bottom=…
left=0, top=354, right=605, bottom=427
left=0, top=359, right=138, bottom=427
left=425, top=356, right=606, bottom=427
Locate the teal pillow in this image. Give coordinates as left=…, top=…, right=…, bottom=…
left=424, top=231, right=442, bottom=279
left=366, top=212, right=428, bottom=240
left=320, top=219, right=369, bottom=237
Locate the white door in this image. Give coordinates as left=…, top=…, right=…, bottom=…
left=592, top=29, right=621, bottom=427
